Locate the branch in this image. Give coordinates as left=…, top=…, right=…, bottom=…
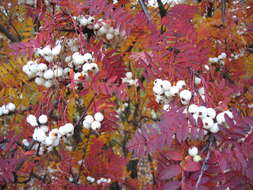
left=221, top=0, right=226, bottom=24
left=195, top=136, right=214, bottom=190
left=0, top=24, right=20, bottom=42
left=156, top=0, right=167, bottom=18
left=138, top=0, right=152, bottom=21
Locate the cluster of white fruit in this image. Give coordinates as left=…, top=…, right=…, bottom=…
left=36, top=43, right=62, bottom=62
left=153, top=79, right=192, bottom=106
left=208, top=52, right=227, bottom=66
left=22, top=60, right=67, bottom=88
left=75, top=15, right=126, bottom=42
left=94, top=19, right=126, bottom=42
left=25, top=114, right=74, bottom=154
left=71, top=52, right=99, bottom=82
left=188, top=104, right=234, bottom=133
left=86, top=176, right=111, bottom=184
left=188, top=146, right=202, bottom=162
left=83, top=112, right=104, bottom=130
left=0, top=103, right=16, bottom=116
left=122, top=72, right=138, bottom=86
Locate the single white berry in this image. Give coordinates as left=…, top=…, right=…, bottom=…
left=49, top=128, right=59, bottom=139
left=154, top=79, right=163, bottom=86
left=198, top=87, right=205, bottom=96
left=72, top=52, right=85, bottom=65
left=210, top=123, right=220, bottom=133
left=163, top=104, right=171, bottom=111
left=125, top=72, right=133, bottom=79
left=176, top=80, right=186, bottom=90
left=106, top=33, right=114, bottom=40
left=74, top=72, right=81, bottom=80
left=45, top=137, right=54, bottom=146
left=90, top=63, right=99, bottom=72
left=38, top=114, right=48, bottom=124
left=179, top=90, right=192, bottom=105
left=164, top=90, right=172, bottom=97
left=35, top=77, right=45, bottom=85
left=85, top=115, right=94, bottom=124
left=41, top=45, right=52, bottom=56
left=30, top=64, right=38, bottom=73
left=206, top=108, right=216, bottom=119
left=64, top=123, right=74, bottom=132
left=6, top=103, right=16, bottom=112
left=82, top=63, right=92, bottom=73
left=53, top=66, right=63, bottom=77
left=194, top=77, right=201, bottom=85
left=193, top=155, right=202, bottom=162
left=52, top=44, right=61, bottom=56
left=196, top=106, right=207, bottom=118
left=202, top=117, right=214, bottom=129
left=188, top=146, right=198, bottom=157
left=43, top=69, right=54, bottom=80
left=83, top=121, right=91, bottom=129
left=26, top=114, right=38, bottom=127
left=40, top=125, right=49, bottom=133
left=94, top=112, right=104, bottom=122
left=83, top=53, right=93, bottom=62
left=188, top=104, right=198, bottom=114
left=170, top=86, right=179, bottom=96
left=204, top=65, right=210, bottom=71
left=44, top=80, right=53, bottom=88
left=162, top=80, right=171, bottom=91
left=2, top=106, right=9, bottom=114
left=91, top=121, right=101, bottom=130
left=218, top=52, right=226, bottom=60
left=153, top=85, right=164, bottom=95
left=33, top=128, right=46, bottom=142
left=22, top=139, right=30, bottom=147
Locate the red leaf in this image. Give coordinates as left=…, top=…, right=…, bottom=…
left=160, top=164, right=181, bottom=180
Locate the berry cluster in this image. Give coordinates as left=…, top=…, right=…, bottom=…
left=188, top=104, right=234, bottom=133
left=208, top=52, right=227, bottom=66
left=83, top=112, right=104, bottom=130
left=71, top=52, right=99, bottom=82
left=25, top=114, right=74, bottom=154
left=153, top=79, right=191, bottom=106
left=36, top=42, right=62, bottom=62
left=23, top=39, right=98, bottom=88
left=122, top=72, right=138, bottom=86
left=0, top=103, right=16, bottom=116
left=22, top=60, right=67, bottom=88
left=75, top=15, right=126, bottom=43
left=188, top=146, right=202, bottom=162
left=86, top=176, right=111, bottom=184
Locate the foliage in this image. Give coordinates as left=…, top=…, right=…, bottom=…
left=0, top=0, right=253, bottom=189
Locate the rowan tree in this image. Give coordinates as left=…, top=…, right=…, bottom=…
left=0, top=0, right=253, bottom=190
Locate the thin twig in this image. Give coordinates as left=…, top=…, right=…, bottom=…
left=138, top=0, right=152, bottom=21
left=221, top=0, right=226, bottom=24
left=195, top=137, right=213, bottom=190
left=0, top=24, right=20, bottom=42
left=156, top=0, right=167, bottom=18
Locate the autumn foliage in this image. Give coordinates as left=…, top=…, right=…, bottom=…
left=0, top=0, right=253, bottom=189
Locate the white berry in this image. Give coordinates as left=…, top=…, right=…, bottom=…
left=188, top=146, right=198, bottom=157
left=85, top=115, right=94, bottom=124
left=94, top=112, right=104, bottom=122
left=193, top=155, right=202, bottom=162
left=38, top=114, right=48, bottom=124
left=91, top=121, right=101, bottom=130
left=6, top=103, right=16, bottom=112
